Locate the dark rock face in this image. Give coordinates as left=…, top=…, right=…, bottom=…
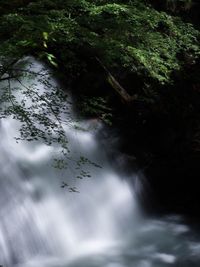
left=116, top=111, right=200, bottom=219
left=106, top=59, right=200, bottom=219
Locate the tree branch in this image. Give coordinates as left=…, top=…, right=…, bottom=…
left=96, top=57, right=135, bottom=103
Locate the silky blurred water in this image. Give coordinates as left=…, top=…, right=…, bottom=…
left=0, top=59, right=200, bottom=267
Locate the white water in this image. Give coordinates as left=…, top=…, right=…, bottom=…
left=0, top=59, right=200, bottom=267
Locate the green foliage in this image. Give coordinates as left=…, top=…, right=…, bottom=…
left=0, top=60, right=69, bottom=150
left=0, top=0, right=199, bottom=174
left=79, top=96, right=113, bottom=125
left=0, top=0, right=199, bottom=84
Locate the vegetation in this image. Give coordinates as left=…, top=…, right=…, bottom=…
left=0, top=0, right=200, bottom=211
left=0, top=0, right=199, bottom=133
left=1, top=0, right=199, bottom=82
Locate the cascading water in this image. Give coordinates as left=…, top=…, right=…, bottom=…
left=0, top=58, right=200, bottom=267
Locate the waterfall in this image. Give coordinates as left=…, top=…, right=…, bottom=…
left=0, top=58, right=200, bottom=267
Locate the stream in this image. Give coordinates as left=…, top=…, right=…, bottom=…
left=0, top=59, right=200, bottom=267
